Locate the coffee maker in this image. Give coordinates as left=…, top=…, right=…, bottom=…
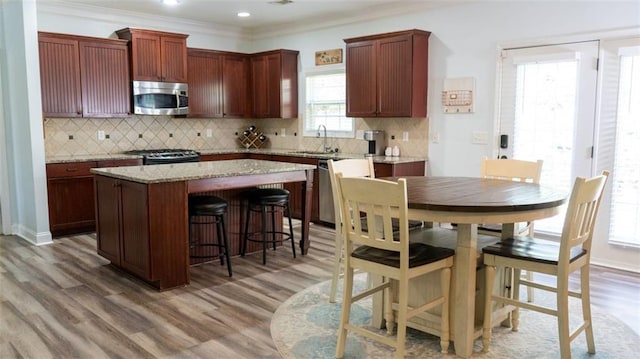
left=363, top=130, right=385, bottom=157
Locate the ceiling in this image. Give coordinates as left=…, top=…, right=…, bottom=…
left=40, top=0, right=454, bottom=34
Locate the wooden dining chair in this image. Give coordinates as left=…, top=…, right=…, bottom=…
left=480, top=155, right=543, bottom=302
left=482, top=171, right=609, bottom=359
left=335, top=175, right=455, bottom=358
left=327, top=158, right=375, bottom=303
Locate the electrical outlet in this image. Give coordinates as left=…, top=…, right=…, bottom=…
left=402, top=131, right=409, bottom=142
left=206, top=128, right=212, bottom=138
left=356, top=130, right=364, bottom=140
left=281, top=128, right=286, bottom=137
left=97, top=130, right=105, bottom=140
left=430, top=132, right=440, bottom=143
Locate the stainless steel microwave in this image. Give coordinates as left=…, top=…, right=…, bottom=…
left=132, top=81, right=188, bottom=115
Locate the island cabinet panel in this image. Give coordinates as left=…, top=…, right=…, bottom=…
left=38, top=32, right=130, bottom=118
left=47, top=161, right=97, bottom=236
left=95, top=176, right=189, bottom=290
left=117, top=28, right=188, bottom=83
left=187, top=48, right=249, bottom=118
left=250, top=50, right=299, bottom=119
left=345, top=29, right=430, bottom=118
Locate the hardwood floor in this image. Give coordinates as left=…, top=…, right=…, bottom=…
left=1, top=224, right=638, bottom=358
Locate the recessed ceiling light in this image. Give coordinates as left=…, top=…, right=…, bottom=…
left=237, top=12, right=251, bottom=18
left=161, top=0, right=180, bottom=6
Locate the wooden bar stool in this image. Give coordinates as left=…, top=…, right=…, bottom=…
left=189, top=195, right=232, bottom=277
left=241, top=188, right=296, bottom=265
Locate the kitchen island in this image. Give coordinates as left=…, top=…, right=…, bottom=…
left=91, top=159, right=315, bottom=290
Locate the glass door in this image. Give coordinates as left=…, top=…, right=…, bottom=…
left=498, top=41, right=599, bottom=234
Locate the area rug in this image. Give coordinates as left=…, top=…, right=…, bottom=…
left=271, top=274, right=640, bottom=358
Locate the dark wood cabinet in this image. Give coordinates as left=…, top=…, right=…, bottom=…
left=38, top=32, right=130, bottom=118
left=374, top=160, right=426, bottom=178
left=117, top=28, right=188, bottom=83
left=269, top=155, right=319, bottom=222
left=250, top=50, right=299, bottom=119
left=344, top=29, right=430, bottom=118
left=95, top=176, right=151, bottom=280
left=46, top=159, right=142, bottom=237
left=187, top=48, right=249, bottom=118
left=46, top=161, right=97, bottom=236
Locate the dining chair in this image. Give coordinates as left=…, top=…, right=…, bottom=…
left=327, top=157, right=375, bottom=303
left=480, top=155, right=543, bottom=302
left=482, top=171, right=609, bottom=359
left=335, top=175, right=455, bottom=358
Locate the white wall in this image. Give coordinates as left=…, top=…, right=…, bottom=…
left=254, top=1, right=640, bottom=177
left=0, top=0, right=51, bottom=244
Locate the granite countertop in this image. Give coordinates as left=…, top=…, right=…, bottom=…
left=47, top=148, right=427, bottom=165
left=90, top=159, right=316, bottom=184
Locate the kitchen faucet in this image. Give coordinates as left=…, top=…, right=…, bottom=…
left=317, top=124, right=331, bottom=152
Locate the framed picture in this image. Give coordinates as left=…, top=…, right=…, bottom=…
left=315, top=49, right=343, bottom=66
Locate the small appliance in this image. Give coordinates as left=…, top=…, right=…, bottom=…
left=132, top=81, right=188, bottom=115
left=363, top=130, right=385, bottom=157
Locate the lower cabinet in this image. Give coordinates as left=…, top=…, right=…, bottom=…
left=374, top=161, right=426, bottom=177
left=270, top=155, right=320, bottom=222
left=46, top=159, right=142, bottom=237
left=46, top=161, right=97, bottom=236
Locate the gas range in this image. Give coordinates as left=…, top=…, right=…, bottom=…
left=125, top=149, right=200, bottom=165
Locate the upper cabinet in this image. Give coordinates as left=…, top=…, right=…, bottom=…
left=116, top=28, right=188, bottom=83
left=250, top=50, right=299, bottom=119
left=38, top=32, right=130, bottom=118
left=187, top=48, right=249, bottom=118
left=344, top=29, right=430, bottom=118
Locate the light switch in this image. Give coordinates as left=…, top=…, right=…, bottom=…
left=97, top=130, right=105, bottom=140
left=206, top=128, right=213, bottom=138
left=472, top=131, right=488, bottom=145
left=402, top=132, right=409, bottom=141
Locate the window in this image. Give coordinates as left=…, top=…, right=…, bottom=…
left=608, top=45, right=640, bottom=247
left=303, top=70, right=353, bottom=138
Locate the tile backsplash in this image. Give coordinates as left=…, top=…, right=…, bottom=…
left=44, top=115, right=428, bottom=158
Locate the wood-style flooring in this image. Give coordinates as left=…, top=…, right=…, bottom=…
left=1, top=224, right=639, bottom=358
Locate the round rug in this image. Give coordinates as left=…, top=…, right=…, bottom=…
left=271, top=274, right=640, bottom=358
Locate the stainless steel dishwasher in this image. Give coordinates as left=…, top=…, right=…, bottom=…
left=318, top=159, right=336, bottom=225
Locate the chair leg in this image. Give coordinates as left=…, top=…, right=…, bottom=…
left=219, top=214, right=232, bottom=277
left=336, top=265, right=354, bottom=359
left=581, top=266, right=596, bottom=354
left=440, top=267, right=451, bottom=354
left=286, top=202, right=296, bottom=258
left=261, top=205, right=268, bottom=265
left=512, top=268, right=521, bottom=331
left=557, top=276, right=571, bottom=359
left=525, top=270, right=535, bottom=302
left=483, top=265, right=496, bottom=352
left=329, top=225, right=343, bottom=303
left=384, top=277, right=395, bottom=335
left=394, top=278, right=408, bottom=359
left=241, top=205, right=251, bottom=257
left=270, top=205, right=277, bottom=251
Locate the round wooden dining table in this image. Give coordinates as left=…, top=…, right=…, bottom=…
left=383, top=176, right=568, bottom=358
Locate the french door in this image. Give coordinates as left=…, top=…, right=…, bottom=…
left=498, top=41, right=599, bottom=234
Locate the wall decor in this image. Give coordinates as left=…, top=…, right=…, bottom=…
left=442, top=77, right=475, bottom=113
left=315, top=49, right=343, bottom=65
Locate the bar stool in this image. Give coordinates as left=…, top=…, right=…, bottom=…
left=189, top=195, right=232, bottom=277
left=241, top=188, right=296, bottom=265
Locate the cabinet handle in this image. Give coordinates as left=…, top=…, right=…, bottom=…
left=65, top=168, right=78, bottom=172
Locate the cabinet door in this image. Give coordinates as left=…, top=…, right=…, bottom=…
left=345, top=40, right=377, bottom=117
left=377, top=35, right=413, bottom=117
left=47, top=176, right=95, bottom=235
left=251, top=55, right=270, bottom=118
left=38, top=35, right=83, bottom=117
left=161, top=35, right=188, bottom=83
left=119, top=180, right=150, bottom=280
left=223, top=54, right=249, bottom=117
left=79, top=40, right=130, bottom=117
left=95, top=176, right=122, bottom=265
left=187, top=50, right=223, bottom=117
left=129, top=32, right=162, bottom=81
